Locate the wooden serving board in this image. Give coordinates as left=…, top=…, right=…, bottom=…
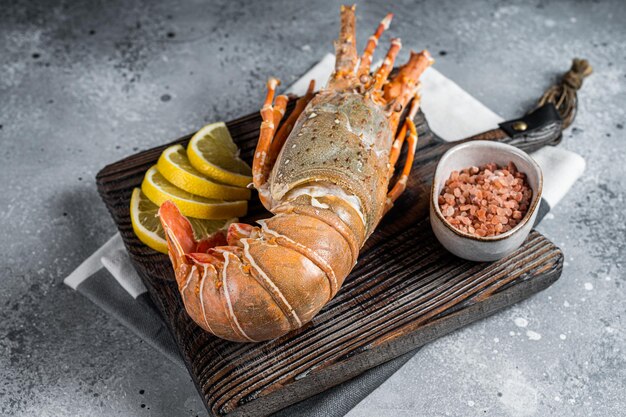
left=97, top=103, right=564, bottom=417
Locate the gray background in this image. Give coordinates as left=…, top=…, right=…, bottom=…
left=1, top=0, right=624, bottom=416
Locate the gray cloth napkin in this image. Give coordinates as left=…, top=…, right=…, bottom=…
left=64, top=55, right=585, bottom=416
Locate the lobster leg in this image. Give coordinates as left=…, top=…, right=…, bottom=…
left=385, top=117, right=418, bottom=213
left=370, top=38, right=402, bottom=92
left=266, top=79, right=316, bottom=171
left=273, top=95, right=289, bottom=126
left=386, top=94, right=420, bottom=211
left=389, top=93, right=421, bottom=171
left=252, top=78, right=288, bottom=196
left=384, top=50, right=433, bottom=131
left=388, top=124, right=408, bottom=172
left=356, top=13, right=393, bottom=80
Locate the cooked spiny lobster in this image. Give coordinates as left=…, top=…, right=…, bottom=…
left=159, top=5, right=433, bottom=342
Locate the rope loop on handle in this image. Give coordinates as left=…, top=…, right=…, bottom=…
left=535, top=58, right=592, bottom=129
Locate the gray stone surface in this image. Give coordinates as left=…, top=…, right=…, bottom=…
left=0, top=0, right=624, bottom=416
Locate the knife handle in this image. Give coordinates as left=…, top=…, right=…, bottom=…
left=460, top=103, right=563, bottom=153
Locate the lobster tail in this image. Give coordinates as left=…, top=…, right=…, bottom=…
left=159, top=199, right=360, bottom=342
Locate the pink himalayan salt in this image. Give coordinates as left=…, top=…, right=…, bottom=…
left=438, top=162, right=532, bottom=237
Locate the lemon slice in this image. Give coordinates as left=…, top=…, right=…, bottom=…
left=187, top=122, right=252, bottom=187
left=130, top=188, right=233, bottom=254
left=157, top=144, right=251, bottom=201
left=141, top=166, right=248, bottom=219
left=130, top=188, right=169, bottom=254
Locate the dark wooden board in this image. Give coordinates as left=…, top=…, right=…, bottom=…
left=96, top=103, right=563, bottom=417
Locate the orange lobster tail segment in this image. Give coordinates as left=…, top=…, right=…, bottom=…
left=159, top=6, right=433, bottom=342
left=159, top=201, right=195, bottom=269
left=159, top=198, right=355, bottom=342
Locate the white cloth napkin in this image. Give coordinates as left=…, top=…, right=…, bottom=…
left=65, top=233, right=147, bottom=298
left=100, top=247, right=148, bottom=299
left=63, top=56, right=586, bottom=416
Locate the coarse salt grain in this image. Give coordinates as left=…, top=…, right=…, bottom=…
left=439, top=162, right=532, bottom=237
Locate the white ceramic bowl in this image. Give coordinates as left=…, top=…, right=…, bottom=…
left=430, top=141, right=543, bottom=262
